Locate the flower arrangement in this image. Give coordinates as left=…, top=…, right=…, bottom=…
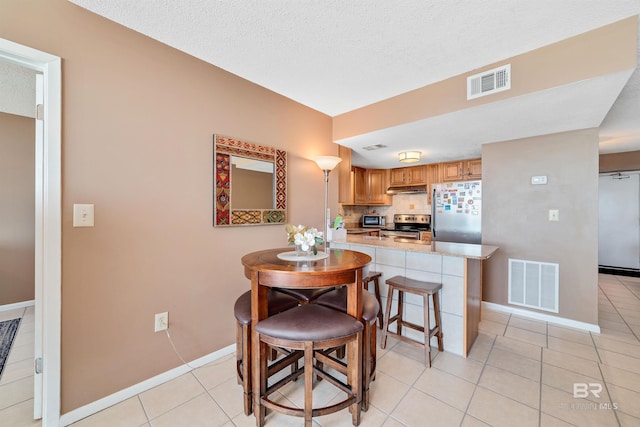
left=285, top=224, right=324, bottom=255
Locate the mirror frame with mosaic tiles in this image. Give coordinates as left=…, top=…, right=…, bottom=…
left=213, top=134, right=287, bottom=226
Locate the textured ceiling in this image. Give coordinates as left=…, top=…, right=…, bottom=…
left=7, top=1, right=640, bottom=168
left=0, top=61, right=36, bottom=118
left=68, top=0, right=639, bottom=115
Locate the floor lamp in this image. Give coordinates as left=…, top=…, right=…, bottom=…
left=315, top=156, right=342, bottom=250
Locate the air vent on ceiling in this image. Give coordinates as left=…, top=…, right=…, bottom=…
left=361, top=144, right=387, bottom=151
left=467, top=64, right=511, bottom=100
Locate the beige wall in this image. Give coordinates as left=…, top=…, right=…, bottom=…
left=600, top=150, right=640, bottom=172
left=482, top=129, right=600, bottom=325
left=0, top=112, right=35, bottom=305
left=333, top=16, right=637, bottom=141
left=1, top=0, right=337, bottom=413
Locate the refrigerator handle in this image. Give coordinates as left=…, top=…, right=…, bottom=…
left=431, top=187, right=436, bottom=239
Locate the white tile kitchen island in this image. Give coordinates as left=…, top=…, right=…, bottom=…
left=331, top=236, right=498, bottom=357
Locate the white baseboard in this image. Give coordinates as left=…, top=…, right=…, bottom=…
left=59, top=343, right=235, bottom=427
left=482, top=301, right=601, bottom=333
left=0, top=300, right=35, bottom=312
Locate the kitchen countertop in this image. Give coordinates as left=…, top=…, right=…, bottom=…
left=338, top=235, right=498, bottom=260
left=345, top=228, right=381, bottom=234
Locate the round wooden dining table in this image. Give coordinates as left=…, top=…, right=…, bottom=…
left=241, top=247, right=372, bottom=419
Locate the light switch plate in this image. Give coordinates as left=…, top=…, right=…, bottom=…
left=548, top=209, right=560, bottom=222
left=531, top=175, right=548, bottom=185
left=73, top=204, right=94, bottom=227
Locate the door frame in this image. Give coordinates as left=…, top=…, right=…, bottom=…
left=598, top=171, right=640, bottom=270
left=0, top=37, right=61, bottom=426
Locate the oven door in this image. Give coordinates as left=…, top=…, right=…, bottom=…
left=380, top=229, right=420, bottom=239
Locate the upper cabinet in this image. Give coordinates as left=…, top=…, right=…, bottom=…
left=441, top=158, right=482, bottom=182
left=466, top=158, right=482, bottom=179
left=389, top=165, right=427, bottom=186
left=338, top=145, right=391, bottom=206
left=337, top=145, right=479, bottom=206
left=353, top=167, right=391, bottom=205
left=338, top=145, right=354, bottom=204
left=426, top=164, right=441, bottom=204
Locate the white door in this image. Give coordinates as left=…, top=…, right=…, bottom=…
left=598, top=173, right=640, bottom=269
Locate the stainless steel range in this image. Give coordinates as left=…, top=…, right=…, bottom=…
left=381, top=214, right=431, bottom=239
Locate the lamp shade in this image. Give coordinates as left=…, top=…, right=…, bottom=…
left=398, top=151, right=421, bottom=163
left=315, top=156, right=342, bottom=171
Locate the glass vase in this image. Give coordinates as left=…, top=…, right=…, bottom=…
left=295, top=244, right=313, bottom=257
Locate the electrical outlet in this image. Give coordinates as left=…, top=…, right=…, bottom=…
left=154, top=312, right=168, bottom=332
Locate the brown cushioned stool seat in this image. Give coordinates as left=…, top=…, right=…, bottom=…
left=234, top=290, right=299, bottom=325
left=315, top=288, right=379, bottom=411
left=271, top=287, right=334, bottom=303
left=234, top=290, right=299, bottom=415
left=255, top=304, right=363, bottom=426
left=381, top=275, right=444, bottom=367
left=314, top=287, right=379, bottom=322
left=362, top=271, right=384, bottom=328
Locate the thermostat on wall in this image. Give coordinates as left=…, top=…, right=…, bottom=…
left=531, top=175, right=548, bottom=185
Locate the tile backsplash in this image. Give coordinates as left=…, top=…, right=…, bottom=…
left=339, top=193, right=431, bottom=228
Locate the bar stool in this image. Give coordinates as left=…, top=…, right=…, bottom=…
left=314, top=287, right=380, bottom=411
left=362, top=271, right=384, bottom=328
left=381, top=275, right=444, bottom=367
left=254, top=304, right=363, bottom=427
left=272, top=287, right=334, bottom=304
left=234, top=290, right=300, bottom=415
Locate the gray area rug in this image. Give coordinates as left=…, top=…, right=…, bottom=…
left=0, top=318, right=21, bottom=379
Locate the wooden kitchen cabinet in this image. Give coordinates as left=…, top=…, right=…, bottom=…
left=353, top=166, right=391, bottom=206
left=368, top=169, right=391, bottom=204
left=441, top=158, right=482, bottom=182
left=419, top=231, right=432, bottom=242
left=338, top=145, right=354, bottom=204
left=389, top=165, right=427, bottom=186
left=466, top=158, right=482, bottom=179
left=442, top=161, right=463, bottom=182
left=389, top=168, right=405, bottom=186
left=353, top=167, right=367, bottom=204
left=426, top=163, right=441, bottom=204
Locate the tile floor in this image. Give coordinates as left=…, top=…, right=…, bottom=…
left=1, top=273, right=639, bottom=426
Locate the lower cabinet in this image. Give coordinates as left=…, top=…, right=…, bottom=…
left=419, top=231, right=432, bottom=242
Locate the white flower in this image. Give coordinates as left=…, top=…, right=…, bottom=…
left=293, top=232, right=307, bottom=249
left=286, top=224, right=324, bottom=253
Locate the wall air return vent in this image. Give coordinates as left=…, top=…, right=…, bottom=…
left=467, top=64, right=511, bottom=100
left=508, top=258, right=559, bottom=313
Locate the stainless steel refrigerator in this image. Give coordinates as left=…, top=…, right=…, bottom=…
left=431, top=180, right=482, bottom=244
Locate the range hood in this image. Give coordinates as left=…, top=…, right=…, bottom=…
left=386, top=185, right=429, bottom=195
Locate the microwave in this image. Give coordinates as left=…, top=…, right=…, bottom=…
left=362, top=214, right=386, bottom=228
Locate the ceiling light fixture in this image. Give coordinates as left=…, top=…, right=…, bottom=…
left=398, top=151, right=421, bottom=163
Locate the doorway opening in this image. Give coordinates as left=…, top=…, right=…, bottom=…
left=598, top=171, right=640, bottom=277
left=0, top=37, right=61, bottom=426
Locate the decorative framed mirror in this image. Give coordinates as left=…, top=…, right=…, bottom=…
left=213, top=134, right=287, bottom=226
